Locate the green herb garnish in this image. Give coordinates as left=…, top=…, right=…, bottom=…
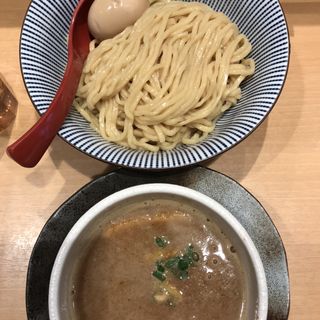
left=165, top=257, right=179, bottom=269
left=155, top=236, right=168, bottom=248
left=152, top=241, right=200, bottom=282
left=152, top=270, right=166, bottom=282
left=156, top=261, right=165, bottom=273
left=178, top=258, right=189, bottom=271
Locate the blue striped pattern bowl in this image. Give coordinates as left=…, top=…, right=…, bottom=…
left=20, top=0, right=289, bottom=169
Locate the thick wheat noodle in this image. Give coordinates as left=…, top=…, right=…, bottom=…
left=74, top=1, right=255, bottom=152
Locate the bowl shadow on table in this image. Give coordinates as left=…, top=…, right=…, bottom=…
left=202, top=118, right=269, bottom=182
left=25, top=137, right=113, bottom=218
left=28, top=119, right=267, bottom=216
left=205, top=50, right=303, bottom=184
left=49, top=137, right=113, bottom=178
left=49, top=119, right=268, bottom=182
left=24, top=137, right=112, bottom=194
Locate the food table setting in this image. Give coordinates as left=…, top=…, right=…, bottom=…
left=0, top=0, right=319, bottom=319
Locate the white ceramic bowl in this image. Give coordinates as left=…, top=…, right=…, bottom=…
left=49, top=184, right=268, bottom=319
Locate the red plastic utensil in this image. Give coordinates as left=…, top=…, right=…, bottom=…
left=7, top=0, right=94, bottom=167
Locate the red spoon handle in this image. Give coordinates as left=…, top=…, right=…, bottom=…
left=7, top=0, right=93, bottom=168
left=6, top=59, right=83, bottom=168
left=7, top=0, right=92, bottom=168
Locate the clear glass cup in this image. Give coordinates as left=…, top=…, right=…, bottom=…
left=0, top=75, right=18, bottom=133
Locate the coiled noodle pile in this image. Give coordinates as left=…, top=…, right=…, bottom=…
left=74, top=1, right=255, bottom=152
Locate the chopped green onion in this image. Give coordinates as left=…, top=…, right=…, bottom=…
left=165, top=257, right=179, bottom=269
left=152, top=241, right=200, bottom=282
left=178, top=258, right=189, bottom=271
left=155, top=236, right=168, bottom=248
left=183, top=253, right=193, bottom=265
left=156, top=262, right=165, bottom=273
left=153, top=270, right=166, bottom=282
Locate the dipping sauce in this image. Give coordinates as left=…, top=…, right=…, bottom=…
left=88, top=0, right=150, bottom=40
left=73, top=200, right=246, bottom=319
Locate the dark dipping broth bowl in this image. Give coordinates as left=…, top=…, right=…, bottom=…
left=49, top=184, right=268, bottom=320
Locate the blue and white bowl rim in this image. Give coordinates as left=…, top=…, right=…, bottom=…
left=19, top=0, right=290, bottom=170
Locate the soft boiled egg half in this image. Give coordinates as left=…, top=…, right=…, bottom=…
left=88, top=0, right=150, bottom=41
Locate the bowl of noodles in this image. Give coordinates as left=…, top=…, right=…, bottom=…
left=20, top=0, right=289, bottom=169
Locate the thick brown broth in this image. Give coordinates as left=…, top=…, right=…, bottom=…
left=73, top=201, right=246, bottom=319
